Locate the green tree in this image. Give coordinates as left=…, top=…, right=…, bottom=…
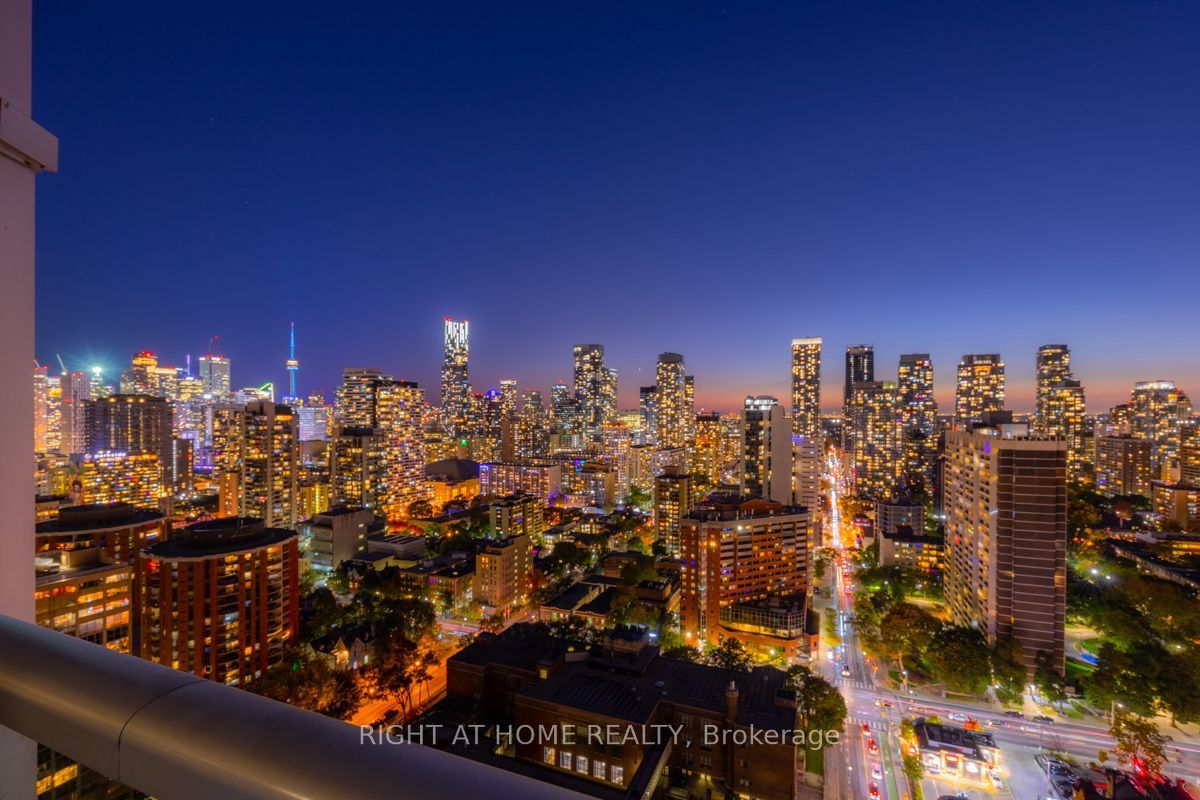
left=989, top=636, right=1027, bottom=704
left=704, top=638, right=753, bottom=672
left=253, top=653, right=362, bottom=720
left=925, top=625, right=992, bottom=696
left=785, top=665, right=848, bottom=769
left=1085, top=641, right=1162, bottom=718
left=1110, top=711, right=1171, bottom=778
left=878, top=603, right=940, bottom=675
left=823, top=607, right=842, bottom=648
left=406, top=499, right=433, bottom=518
left=661, top=644, right=702, bottom=663
left=1034, top=650, right=1069, bottom=706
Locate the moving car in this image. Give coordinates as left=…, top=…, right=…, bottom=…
left=947, top=712, right=967, bottom=721
left=1033, top=714, right=1054, bottom=724
left=871, top=763, right=883, bottom=780
left=841, top=666, right=851, bottom=677
left=868, top=782, right=880, bottom=799
left=867, top=738, right=880, bottom=754
left=861, top=723, right=871, bottom=735
left=1004, top=709, right=1024, bottom=718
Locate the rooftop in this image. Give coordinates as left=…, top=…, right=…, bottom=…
left=145, top=518, right=296, bottom=559
left=36, top=502, right=164, bottom=535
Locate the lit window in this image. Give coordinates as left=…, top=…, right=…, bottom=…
left=576, top=755, right=589, bottom=774
left=593, top=760, right=606, bottom=779
left=610, top=765, right=624, bottom=785
left=543, top=746, right=555, bottom=765
left=559, top=751, right=572, bottom=769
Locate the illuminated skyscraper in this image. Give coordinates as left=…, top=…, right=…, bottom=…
left=739, top=396, right=792, bottom=503
left=33, top=364, right=53, bottom=452
left=516, top=390, right=549, bottom=459
left=655, top=352, right=690, bottom=449
left=790, top=337, right=822, bottom=442
left=60, top=370, right=91, bottom=455
left=1127, top=380, right=1192, bottom=475
left=1181, top=422, right=1200, bottom=486
left=498, top=379, right=518, bottom=422
left=1095, top=434, right=1152, bottom=497
left=121, top=351, right=159, bottom=395
left=1035, top=345, right=1071, bottom=428
left=331, top=427, right=386, bottom=510
left=653, top=468, right=691, bottom=555
left=1035, top=345, right=1086, bottom=479
left=333, top=368, right=429, bottom=519
left=693, top=412, right=725, bottom=487
left=572, top=344, right=616, bottom=446
left=944, top=418, right=1067, bottom=671
left=847, top=381, right=900, bottom=500
left=897, top=353, right=937, bottom=491
left=842, top=345, right=874, bottom=447
left=600, top=421, right=632, bottom=500
left=843, top=345, right=875, bottom=406
left=211, top=401, right=299, bottom=528
left=440, top=317, right=472, bottom=434
left=638, top=385, right=658, bottom=446
left=198, top=352, right=231, bottom=398
left=85, top=394, right=174, bottom=474
left=955, top=354, right=1005, bottom=428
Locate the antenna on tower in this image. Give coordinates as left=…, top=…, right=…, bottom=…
left=285, top=321, right=299, bottom=401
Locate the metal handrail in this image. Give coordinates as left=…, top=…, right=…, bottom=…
left=0, top=615, right=580, bottom=800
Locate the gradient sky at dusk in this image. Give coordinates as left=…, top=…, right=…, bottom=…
left=32, top=2, right=1200, bottom=412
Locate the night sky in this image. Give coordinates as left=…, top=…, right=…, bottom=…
left=33, top=2, right=1200, bottom=412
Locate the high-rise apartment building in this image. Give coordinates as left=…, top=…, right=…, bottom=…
left=1181, top=422, right=1200, bottom=486
left=63, top=452, right=165, bottom=509
left=954, top=354, right=1005, bottom=428
left=85, top=394, right=174, bottom=475
left=847, top=381, right=900, bottom=500
left=572, top=344, right=616, bottom=447
left=1034, top=345, right=1086, bottom=480
left=1095, top=434, right=1152, bottom=497
left=1035, top=345, right=1071, bottom=427
left=1127, top=380, right=1192, bottom=475
left=842, top=345, right=874, bottom=448
left=843, top=345, right=875, bottom=406
left=655, top=352, right=690, bottom=449
left=638, top=385, right=658, bottom=446
left=693, top=412, right=726, bottom=487
left=479, top=461, right=563, bottom=502
left=680, top=497, right=808, bottom=652
left=333, top=369, right=429, bottom=520
left=516, top=390, right=550, bottom=459
left=440, top=317, right=472, bottom=434
left=60, top=370, right=91, bottom=455
left=330, top=427, right=386, bottom=510
left=213, top=401, right=299, bottom=528
left=653, top=468, right=692, bottom=556
left=897, top=354, right=937, bottom=491
left=790, top=337, right=822, bottom=443
left=944, top=417, right=1067, bottom=671
left=739, top=396, right=792, bottom=504
left=137, top=517, right=300, bottom=686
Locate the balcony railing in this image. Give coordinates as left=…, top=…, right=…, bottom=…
left=0, top=614, right=581, bottom=800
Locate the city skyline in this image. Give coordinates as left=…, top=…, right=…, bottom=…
left=35, top=324, right=1193, bottom=415
left=31, top=3, right=1200, bottom=413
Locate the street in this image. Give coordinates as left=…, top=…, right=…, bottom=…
left=816, top=450, right=1200, bottom=800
